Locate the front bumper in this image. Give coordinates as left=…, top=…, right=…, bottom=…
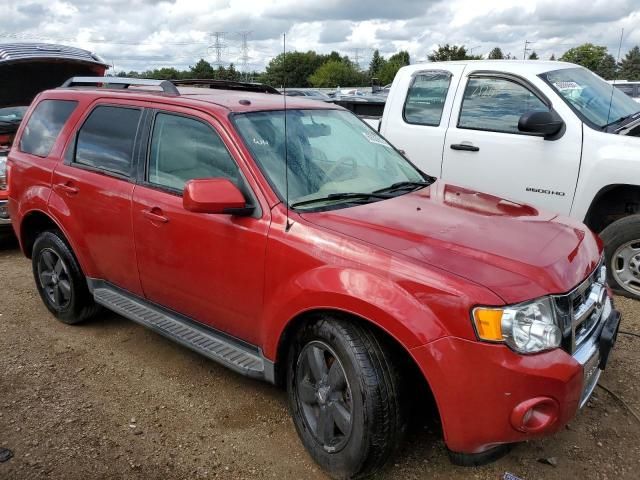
left=411, top=306, right=621, bottom=454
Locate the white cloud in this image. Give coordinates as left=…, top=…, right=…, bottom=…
left=0, top=0, right=638, bottom=72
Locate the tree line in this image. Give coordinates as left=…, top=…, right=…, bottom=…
left=114, top=43, right=640, bottom=87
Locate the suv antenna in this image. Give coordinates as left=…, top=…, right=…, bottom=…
left=283, top=32, right=292, bottom=232
left=606, top=28, right=625, bottom=127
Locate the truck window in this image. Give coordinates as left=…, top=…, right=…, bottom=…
left=75, top=106, right=141, bottom=177
left=147, top=112, right=240, bottom=192
left=19, top=100, right=78, bottom=157
left=458, top=77, right=549, bottom=134
left=403, top=71, right=452, bottom=126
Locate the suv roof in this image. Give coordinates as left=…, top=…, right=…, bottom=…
left=55, top=77, right=341, bottom=113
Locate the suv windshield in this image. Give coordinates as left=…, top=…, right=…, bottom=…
left=541, top=67, right=640, bottom=129
left=234, top=109, right=428, bottom=210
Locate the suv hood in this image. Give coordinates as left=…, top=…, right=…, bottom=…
left=0, top=43, right=108, bottom=109
left=301, top=181, right=601, bottom=304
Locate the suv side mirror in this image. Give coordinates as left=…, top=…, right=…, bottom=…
left=518, top=111, right=564, bottom=138
left=183, top=178, right=253, bottom=215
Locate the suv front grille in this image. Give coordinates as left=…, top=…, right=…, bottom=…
left=553, top=258, right=606, bottom=354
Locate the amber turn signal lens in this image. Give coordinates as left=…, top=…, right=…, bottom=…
left=472, top=308, right=504, bottom=341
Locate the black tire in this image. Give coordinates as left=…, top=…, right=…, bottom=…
left=600, top=215, right=640, bottom=299
left=286, top=316, right=405, bottom=479
left=32, top=230, right=100, bottom=324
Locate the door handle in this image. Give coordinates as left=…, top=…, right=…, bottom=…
left=450, top=143, right=480, bottom=152
left=142, top=208, right=169, bottom=224
left=54, top=182, right=79, bottom=195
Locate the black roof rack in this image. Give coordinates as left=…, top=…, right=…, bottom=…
left=61, top=77, right=180, bottom=95
left=171, top=79, right=280, bottom=95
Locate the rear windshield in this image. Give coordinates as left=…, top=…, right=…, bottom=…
left=19, top=100, right=77, bottom=157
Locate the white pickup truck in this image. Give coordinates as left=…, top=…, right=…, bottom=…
left=366, top=60, right=640, bottom=299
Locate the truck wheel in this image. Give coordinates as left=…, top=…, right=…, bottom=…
left=600, top=215, right=640, bottom=299
left=32, top=230, right=100, bottom=324
left=287, top=316, right=404, bottom=479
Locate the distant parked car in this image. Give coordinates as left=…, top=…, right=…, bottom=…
left=0, top=42, right=108, bottom=230
left=609, top=80, right=640, bottom=102
left=284, top=89, right=331, bottom=101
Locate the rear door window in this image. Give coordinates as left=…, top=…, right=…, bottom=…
left=75, top=106, right=142, bottom=177
left=19, top=100, right=78, bottom=157
left=403, top=71, right=452, bottom=126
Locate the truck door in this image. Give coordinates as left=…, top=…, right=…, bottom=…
left=441, top=72, right=581, bottom=215
left=380, top=65, right=466, bottom=176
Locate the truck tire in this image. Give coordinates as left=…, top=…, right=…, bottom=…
left=32, top=230, right=100, bottom=324
left=286, top=316, right=405, bottom=479
left=600, top=214, right=640, bottom=299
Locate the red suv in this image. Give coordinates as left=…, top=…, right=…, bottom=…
left=8, top=77, right=620, bottom=479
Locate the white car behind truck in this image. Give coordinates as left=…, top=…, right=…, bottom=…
left=369, top=60, right=640, bottom=299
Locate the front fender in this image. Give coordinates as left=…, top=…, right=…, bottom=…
left=261, top=265, right=451, bottom=361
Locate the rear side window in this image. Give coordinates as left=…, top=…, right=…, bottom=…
left=458, top=77, right=549, bottom=134
left=403, top=71, right=452, bottom=126
left=19, top=100, right=78, bottom=157
left=75, top=106, right=141, bottom=176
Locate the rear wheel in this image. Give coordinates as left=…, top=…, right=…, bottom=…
left=32, top=230, right=99, bottom=324
left=287, top=316, right=405, bottom=479
left=600, top=215, right=640, bottom=299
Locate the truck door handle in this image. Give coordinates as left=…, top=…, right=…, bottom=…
left=450, top=143, right=480, bottom=152
left=142, top=208, right=169, bottom=224
left=54, top=182, right=79, bottom=195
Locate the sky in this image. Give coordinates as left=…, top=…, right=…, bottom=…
left=1, top=0, right=639, bottom=73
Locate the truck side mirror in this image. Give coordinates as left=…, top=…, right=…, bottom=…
left=518, top=111, right=564, bottom=139
left=183, top=178, right=253, bottom=216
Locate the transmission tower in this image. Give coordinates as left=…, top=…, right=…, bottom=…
left=238, top=31, right=252, bottom=80
left=353, top=48, right=362, bottom=70
left=209, top=32, right=227, bottom=67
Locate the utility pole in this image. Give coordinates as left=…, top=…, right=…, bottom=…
left=523, top=40, right=534, bottom=60
left=209, top=32, right=227, bottom=67
left=238, top=31, right=252, bottom=81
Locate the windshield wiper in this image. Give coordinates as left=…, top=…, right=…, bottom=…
left=373, top=180, right=431, bottom=194
left=291, top=192, right=392, bottom=209
left=603, top=111, right=640, bottom=130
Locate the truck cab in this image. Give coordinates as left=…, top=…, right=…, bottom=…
left=377, top=60, right=640, bottom=299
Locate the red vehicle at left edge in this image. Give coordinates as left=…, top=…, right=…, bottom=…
left=8, top=76, right=621, bottom=479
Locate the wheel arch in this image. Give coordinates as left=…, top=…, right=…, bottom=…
left=583, top=183, right=640, bottom=233
left=272, top=307, right=443, bottom=428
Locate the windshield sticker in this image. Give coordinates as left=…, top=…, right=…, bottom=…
left=362, top=130, right=391, bottom=147
left=252, top=137, right=269, bottom=146
left=553, top=81, right=581, bottom=91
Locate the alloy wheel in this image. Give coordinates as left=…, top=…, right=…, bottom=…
left=612, top=239, right=640, bottom=296
left=295, top=341, right=353, bottom=453
left=37, top=248, right=72, bottom=309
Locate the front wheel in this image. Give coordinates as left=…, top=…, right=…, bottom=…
left=287, top=317, right=405, bottom=479
left=600, top=215, right=640, bottom=299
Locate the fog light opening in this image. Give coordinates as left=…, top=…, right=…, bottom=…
left=510, top=397, right=559, bottom=433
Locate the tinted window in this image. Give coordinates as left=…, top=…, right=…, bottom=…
left=403, top=71, right=452, bottom=126
left=615, top=84, right=637, bottom=97
left=19, top=100, right=77, bottom=157
left=148, top=113, right=239, bottom=191
left=459, top=77, right=549, bottom=134
left=75, top=106, right=141, bottom=176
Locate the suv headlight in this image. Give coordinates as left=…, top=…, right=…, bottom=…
left=472, top=297, right=561, bottom=354
left=0, top=155, right=6, bottom=190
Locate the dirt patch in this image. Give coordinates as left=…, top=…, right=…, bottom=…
left=1, top=244, right=639, bottom=479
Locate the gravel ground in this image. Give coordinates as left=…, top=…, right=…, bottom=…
left=1, top=238, right=639, bottom=480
